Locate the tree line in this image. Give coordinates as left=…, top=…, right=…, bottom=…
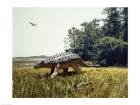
left=64, top=7, right=128, bottom=66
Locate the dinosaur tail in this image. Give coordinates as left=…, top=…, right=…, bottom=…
left=79, top=58, right=100, bottom=67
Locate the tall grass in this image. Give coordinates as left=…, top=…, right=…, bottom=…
left=13, top=67, right=128, bottom=98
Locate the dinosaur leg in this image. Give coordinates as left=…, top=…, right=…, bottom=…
left=50, top=68, right=54, bottom=75
left=72, top=64, right=81, bottom=74
left=63, top=68, right=68, bottom=75
left=51, top=63, right=60, bottom=78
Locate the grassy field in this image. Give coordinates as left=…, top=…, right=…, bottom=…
left=13, top=60, right=128, bottom=98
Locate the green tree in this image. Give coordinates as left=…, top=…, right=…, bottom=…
left=80, top=19, right=101, bottom=60
left=64, top=27, right=81, bottom=52
left=94, top=37, right=127, bottom=66
left=102, top=8, right=121, bottom=39
left=64, top=7, right=128, bottom=66
left=120, top=7, right=128, bottom=42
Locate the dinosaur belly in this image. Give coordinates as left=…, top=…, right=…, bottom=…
left=58, top=58, right=80, bottom=69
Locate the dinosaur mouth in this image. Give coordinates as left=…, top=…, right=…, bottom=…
left=34, top=66, right=37, bottom=69
left=34, top=65, right=39, bottom=69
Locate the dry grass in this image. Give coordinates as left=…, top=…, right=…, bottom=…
left=13, top=66, right=128, bottom=98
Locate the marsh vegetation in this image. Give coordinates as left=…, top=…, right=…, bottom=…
left=13, top=58, right=128, bottom=98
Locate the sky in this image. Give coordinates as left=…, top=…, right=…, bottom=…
left=13, top=7, right=106, bottom=57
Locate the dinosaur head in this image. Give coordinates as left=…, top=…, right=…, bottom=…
left=34, top=61, right=45, bottom=69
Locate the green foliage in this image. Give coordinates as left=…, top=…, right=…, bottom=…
left=64, top=7, right=128, bottom=66
left=94, top=37, right=128, bottom=66
left=102, top=8, right=121, bottom=39
left=13, top=66, right=128, bottom=98
left=120, top=8, right=128, bottom=41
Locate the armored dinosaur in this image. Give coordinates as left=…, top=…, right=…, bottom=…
left=34, top=52, right=98, bottom=78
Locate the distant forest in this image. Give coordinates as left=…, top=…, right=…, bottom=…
left=64, top=7, right=128, bottom=66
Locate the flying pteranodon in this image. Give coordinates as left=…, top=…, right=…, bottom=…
left=28, top=22, right=37, bottom=26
